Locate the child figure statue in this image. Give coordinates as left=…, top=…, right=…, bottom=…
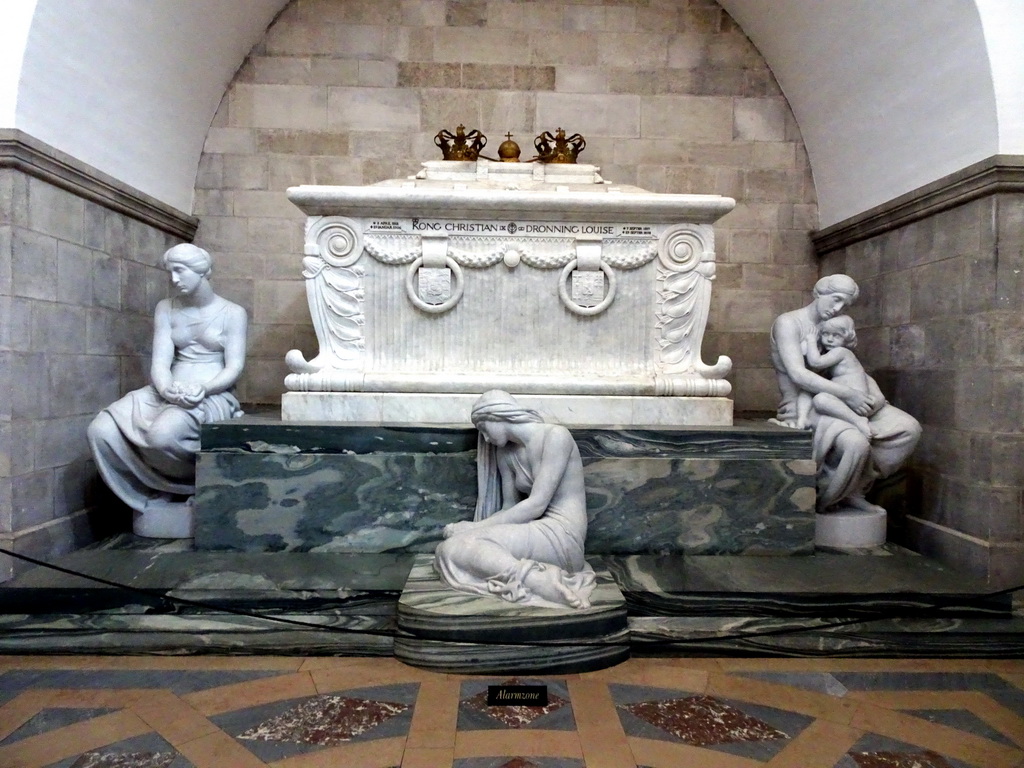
left=795, top=315, right=883, bottom=442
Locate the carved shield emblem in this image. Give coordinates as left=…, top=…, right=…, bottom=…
left=571, top=271, right=605, bottom=307
left=419, top=267, right=452, bottom=305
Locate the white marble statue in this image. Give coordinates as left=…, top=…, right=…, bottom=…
left=770, top=275, right=921, bottom=515
left=434, top=390, right=597, bottom=609
left=88, top=244, right=247, bottom=537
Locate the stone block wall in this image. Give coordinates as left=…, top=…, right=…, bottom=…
left=819, top=193, right=1024, bottom=587
left=0, top=165, right=180, bottom=580
left=192, top=0, right=818, bottom=412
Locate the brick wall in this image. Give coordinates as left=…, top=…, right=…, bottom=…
left=193, top=0, right=818, bottom=412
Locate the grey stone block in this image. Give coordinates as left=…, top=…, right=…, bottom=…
left=34, top=414, right=92, bottom=471
left=0, top=224, right=11, bottom=296
left=86, top=307, right=148, bottom=356
left=12, top=468, right=55, bottom=531
left=31, top=302, right=88, bottom=355
left=0, top=351, right=9, bottom=422
left=121, top=260, right=151, bottom=314
left=56, top=241, right=94, bottom=306
left=953, top=367, right=993, bottom=433
left=996, top=193, right=1024, bottom=310
left=103, top=214, right=132, bottom=260
left=54, top=458, right=96, bottom=518
left=880, top=270, right=911, bottom=326
left=992, top=369, right=1024, bottom=434
left=992, top=435, right=1024, bottom=487
left=83, top=201, right=107, bottom=250
left=91, top=253, right=121, bottom=310
left=145, top=264, right=169, bottom=309
left=0, top=477, right=11, bottom=532
left=1, top=296, right=32, bottom=353
left=27, top=177, right=84, bottom=245
left=0, top=421, right=9, bottom=476
left=0, top=169, right=13, bottom=226
left=911, top=256, right=963, bottom=321
left=7, top=352, right=49, bottom=420
left=49, top=355, right=120, bottom=417
left=12, top=228, right=58, bottom=301
left=889, top=324, right=926, bottom=369
left=905, top=515, right=990, bottom=584
left=988, top=542, right=1024, bottom=589
left=6, top=417, right=34, bottom=477
left=6, top=509, right=97, bottom=574
left=963, top=248, right=997, bottom=314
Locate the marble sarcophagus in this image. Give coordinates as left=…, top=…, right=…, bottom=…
left=282, top=160, right=736, bottom=426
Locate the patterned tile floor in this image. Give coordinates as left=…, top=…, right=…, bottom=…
left=2, top=657, right=1024, bottom=768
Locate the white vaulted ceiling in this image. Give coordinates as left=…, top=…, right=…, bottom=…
left=2, top=0, right=1022, bottom=225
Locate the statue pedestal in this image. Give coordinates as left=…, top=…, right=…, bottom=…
left=134, top=499, right=194, bottom=539
left=815, top=508, right=886, bottom=549
left=394, top=555, right=629, bottom=673
left=195, top=418, right=815, bottom=556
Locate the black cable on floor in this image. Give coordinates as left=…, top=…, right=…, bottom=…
left=1, top=545, right=1021, bottom=650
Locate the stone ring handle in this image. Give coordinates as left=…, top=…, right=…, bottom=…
left=405, top=255, right=465, bottom=314
left=558, top=258, right=616, bottom=316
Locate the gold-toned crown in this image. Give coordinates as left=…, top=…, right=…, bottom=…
left=434, top=124, right=487, bottom=161
left=534, top=128, right=586, bottom=164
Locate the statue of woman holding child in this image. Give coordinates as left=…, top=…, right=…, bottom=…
left=88, top=244, right=247, bottom=537
left=770, top=275, right=920, bottom=545
left=434, top=390, right=596, bottom=609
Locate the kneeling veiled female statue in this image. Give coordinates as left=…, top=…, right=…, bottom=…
left=434, top=390, right=596, bottom=609
left=88, top=244, right=247, bottom=536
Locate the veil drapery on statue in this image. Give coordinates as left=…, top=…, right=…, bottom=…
left=434, top=390, right=597, bottom=609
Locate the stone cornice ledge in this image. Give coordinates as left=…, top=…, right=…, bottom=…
left=813, top=155, right=1024, bottom=255
left=0, top=129, right=198, bottom=241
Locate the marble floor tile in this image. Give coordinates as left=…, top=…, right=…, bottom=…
left=452, top=759, right=584, bottom=768
left=210, top=683, right=417, bottom=763
left=611, top=683, right=812, bottom=762
left=0, top=657, right=1023, bottom=767
left=182, top=671, right=318, bottom=716
left=458, top=678, right=574, bottom=732
left=46, top=731, right=192, bottom=768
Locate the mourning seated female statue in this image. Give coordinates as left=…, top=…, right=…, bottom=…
left=434, top=390, right=596, bottom=610
left=88, top=244, right=247, bottom=536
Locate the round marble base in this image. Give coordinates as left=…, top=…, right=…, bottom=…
left=134, top=499, right=194, bottom=539
left=396, top=554, right=629, bottom=673
left=815, top=508, right=886, bottom=549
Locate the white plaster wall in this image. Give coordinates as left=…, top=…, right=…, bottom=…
left=976, top=0, right=1024, bottom=153
left=719, top=0, right=999, bottom=226
left=2, top=0, right=1021, bottom=224
left=12, top=0, right=283, bottom=212
left=0, top=0, right=37, bottom=127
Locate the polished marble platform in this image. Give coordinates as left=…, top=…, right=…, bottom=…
left=194, top=418, right=816, bottom=555
left=395, top=555, right=630, bottom=674
left=0, top=535, right=1020, bottom=660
